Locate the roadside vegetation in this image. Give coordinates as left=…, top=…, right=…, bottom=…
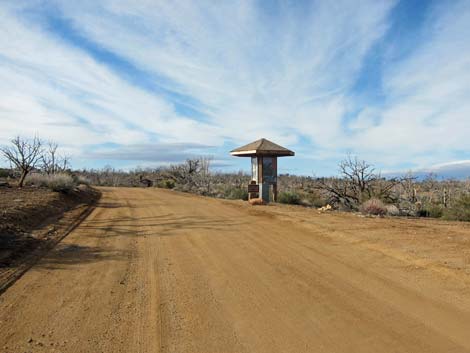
left=0, top=136, right=99, bottom=289
left=68, top=156, right=470, bottom=221
left=0, top=136, right=83, bottom=192
left=2, top=135, right=469, bottom=221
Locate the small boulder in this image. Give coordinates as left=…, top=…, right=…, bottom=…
left=249, top=198, right=266, bottom=206
left=318, top=204, right=332, bottom=212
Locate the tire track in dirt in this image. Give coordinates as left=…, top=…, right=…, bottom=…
left=1, top=187, right=470, bottom=353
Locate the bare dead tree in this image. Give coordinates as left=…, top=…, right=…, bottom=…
left=58, top=154, right=71, bottom=173
left=167, top=159, right=200, bottom=186
left=316, top=155, right=406, bottom=210
left=187, top=159, right=200, bottom=174
left=41, top=141, right=58, bottom=175
left=0, top=136, right=43, bottom=187
left=139, top=174, right=153, bottom=187
left=338, top=155, right=377, bottom=203
left=399, top=172, right=418, bottom=203
left=316, top=155, right=377, bottom=209
left=161, top=157, right=214, bottom=193
left=40, top=141, right=71, bottom=175
left=193, top=157, right=212, bottom=194
left=316, top=177, right=358, bottom=209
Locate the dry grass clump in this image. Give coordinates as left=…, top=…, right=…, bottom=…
left=76, top=175, right=91, bottom=186
left=24, top=173, right=49, bottom=188
left=360, top=198, right=387, bottom=216
left=25, top=173, right=76, bottom=192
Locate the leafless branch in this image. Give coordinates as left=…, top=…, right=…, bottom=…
left=0, top=136, right=43, bottom=187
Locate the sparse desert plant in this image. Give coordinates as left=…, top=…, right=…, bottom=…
left=443, top=195, right=470, bottom=222
left=417, top=204, right=444, bottom=218
left=299, top=191, right=326, bottom=207
left=47, top=173, right=75, bottom=192
left=24, top=173, right=49, bottom=187
left=278, top=191, right=301, bottom=205
left=224, top=187, right=248, bottom=200
left=76, top=175, right=91, bottom=186
left=25, top=173, right=75, bottom=192
left=157, top=179, right=175, bottom=189
left=360, top=198, right=387, bottom=216
left=0, top=168, right=12, bottom=178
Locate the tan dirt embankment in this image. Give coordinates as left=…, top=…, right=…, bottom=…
left=0, top=185, right=100, bottom=293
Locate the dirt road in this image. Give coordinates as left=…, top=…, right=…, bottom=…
left=1, top=187, right=470, bottom=353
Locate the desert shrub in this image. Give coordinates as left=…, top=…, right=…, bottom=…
left=76, top=175, right=90, bottom=186
left=385, top=204, right=400, bottom=216
left=417, top=204, right=444, bottom=218
left=46, top=174, right=75, bottom=192
left=397, top=200, right=416, bottom=217
left=224, top=187, right=248, bottom=200
left=24, top=173, right=49, bottom=187
left=164, top=179, right=175, bottom=189
left=310, top=197, right=327, bottom=208
left=0, top=168, right=12, bottom=178
left=296, top=191, right=326, bottom=207
left=416, top=209, right=427, bottom=217
left=299, top=198, right=312, bottom=207
left=443, top=195, right=470, bottom=222
left=25, top=173, right=75, bottom=192
left=360, top=198, right=387, bottom=216
left=157, top=179, right=175, bottom=189
left=278, top=191, right=301, bottom=205
left=298, top=197, right=325, bottom=207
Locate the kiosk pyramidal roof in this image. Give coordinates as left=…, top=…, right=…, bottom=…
left=230, top=138, right=295, bottom=157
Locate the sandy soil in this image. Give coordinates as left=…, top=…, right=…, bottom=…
left=1, top=187, right=470, bottom=353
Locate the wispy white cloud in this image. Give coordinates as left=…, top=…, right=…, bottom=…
left=0, top=2, right=223, bottom=151
left=88, top=142, right=215, bottom=162
left=47, top=0, right=395, bottom=145
left=1, top=1, right=469, bottom=173
left=384, top=160, right=470, bottom=180
left=347, top=0, right=470, bottom=167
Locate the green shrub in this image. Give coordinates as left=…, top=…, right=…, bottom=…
left=158, top=179, right=175, bottom=189
left=301, top=193, right=326, bottom=208
left=417, top=204, right=444, bottom=218
left=444, top=195, right=470, bottom=222
left=278, top=191, right=301, bottom=205
left=310, top=198, right=327, bottom=208
left=224, top=187, right=248, bottom=200
left=0, top=168, right=12, bottom=178
left=360, top=198, right=387, bottom=216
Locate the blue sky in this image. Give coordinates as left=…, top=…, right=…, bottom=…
left=1, top=0, right=470, bottom=177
